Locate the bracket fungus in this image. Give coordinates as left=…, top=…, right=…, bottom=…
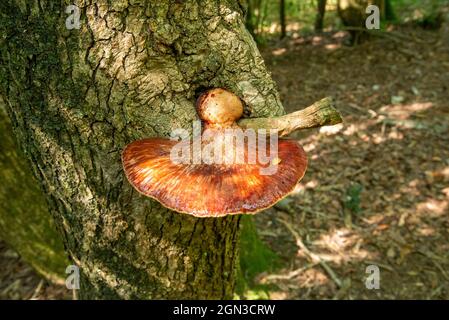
left=122, top=88, right=342, bottom=217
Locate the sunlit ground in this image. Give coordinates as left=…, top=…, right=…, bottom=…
left=251, top=19, right=449, bottom=299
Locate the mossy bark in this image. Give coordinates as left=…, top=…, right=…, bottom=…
left=0, top=99, right=69, bottom=284
left=0, top=0, right=284, bottom=299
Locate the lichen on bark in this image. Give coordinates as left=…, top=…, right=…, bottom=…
left=0, top=0, right=285, bottom=299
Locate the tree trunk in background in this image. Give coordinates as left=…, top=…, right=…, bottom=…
left=280, top=0, right=286, bottom=39
left=0, top=0, right=284, bottom=299
left=315, top=0, right=327, bottom=32
left=384, top=0, right=395, bottom=21
left=245, top=0, right=256, bottom=38
left=244, top=0, right=264, bottom=41
left=0, top=99, right=69, bottom=284
left=337, top=0, right=386, bottom=44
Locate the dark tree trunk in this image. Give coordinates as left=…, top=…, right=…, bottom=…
left=280, top=0, right=286, bottom=39
left=0, top=0, right=284, bottom=299
left=384, top=0, right=395, bottom=21
left=315, top=0, right=327, bottom=32
left=245, top=0, right=256, bottom=38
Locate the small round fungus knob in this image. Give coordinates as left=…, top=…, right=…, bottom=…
left=196, top=88, right=244, bottom=125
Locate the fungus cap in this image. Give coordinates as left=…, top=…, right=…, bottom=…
left=122, top=138, right=307, bottom=217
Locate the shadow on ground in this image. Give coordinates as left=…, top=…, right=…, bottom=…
left=253, top=21, right=449, bottom=299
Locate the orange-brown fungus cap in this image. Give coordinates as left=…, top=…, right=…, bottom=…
left=122, top=138, right=307, bottom=217
left=122, top=88, right=308, bottom=217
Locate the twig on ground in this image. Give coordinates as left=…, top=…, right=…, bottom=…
left=277, top=218, right=343, bottom=288
left=416, top=250, right=449, bottom=281
left=327, top=166, right=369, bottom=186
left=261, top=263, right=318, bottom=283
left=363, top=260, right=396, bottom=272
left=29, top=279, right=44, bottom=300
left=342, top=27, right=432, bottom=44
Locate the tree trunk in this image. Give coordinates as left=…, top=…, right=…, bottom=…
left=0, top=99, right=69, bottom=284
left=338, top=0, right=387, bottom=44
left=0, top=0, right=284, bottom=299
left=315, top=0, right=327, bottom=32
left=280, top=0, right=286, bottom=39
left=384, top=0, right=395, bottom=21
left=245, top=0, right=256, bottom=38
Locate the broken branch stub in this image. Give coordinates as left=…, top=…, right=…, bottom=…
left=238, top=97, right=342, bottom=136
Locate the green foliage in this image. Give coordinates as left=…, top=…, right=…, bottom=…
left=416, top=9, right=444, bottom=29
left=237, top=215, right=280, bottom=298
left=246, top=0, right=331, bottom=41
left=393, top=0, right=447, bottom=26
left=245, top=0, right=447, bottom=42
left=343, top=183, right=363, bottom=215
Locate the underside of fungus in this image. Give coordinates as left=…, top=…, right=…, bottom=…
left=122, top=88, right=342, bottom=217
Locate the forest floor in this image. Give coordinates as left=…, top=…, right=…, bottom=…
left=1, top=20, right=448, bottom=300
left=252, top=20, right=449, bottom=299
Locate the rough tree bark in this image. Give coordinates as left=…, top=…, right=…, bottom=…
left=0, top=0, right=285, bottom=299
